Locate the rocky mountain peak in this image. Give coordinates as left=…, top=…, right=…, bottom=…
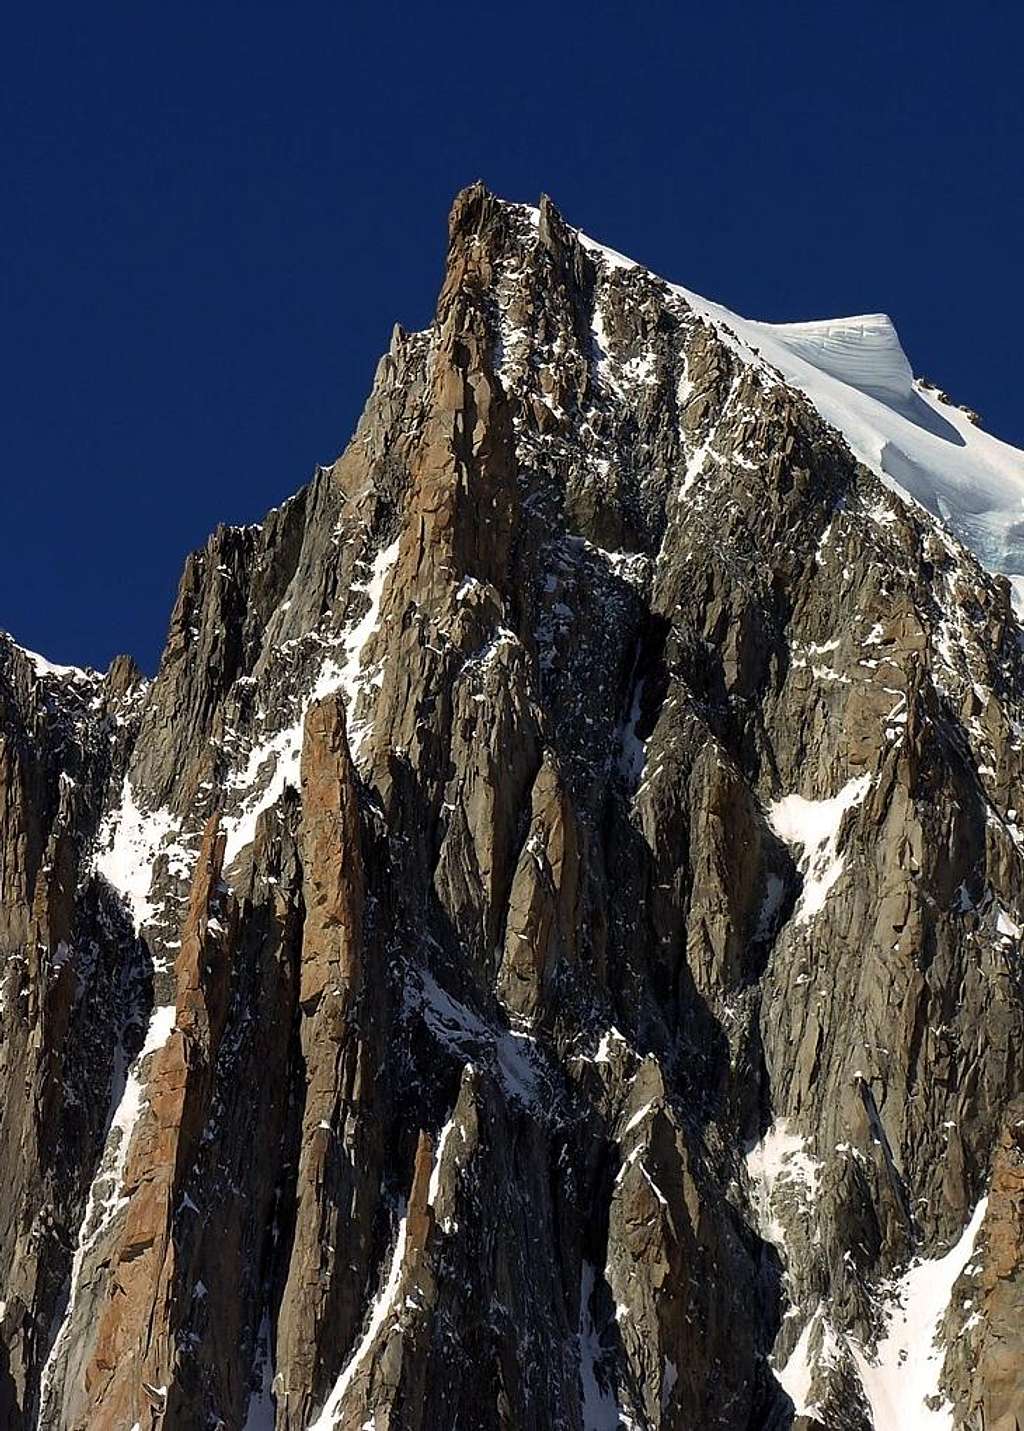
left=1, top=185, right=1023, bottom=1429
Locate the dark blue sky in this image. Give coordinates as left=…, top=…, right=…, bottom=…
left=3, top=4, right=1022, bottom=671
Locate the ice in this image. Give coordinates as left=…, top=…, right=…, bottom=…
left=661, top=1359, right=677, bottom=1414
left=756, top=874, right=787, bottom=940
left=849, top=1198, right=989, bottom=1430
left=769, top=775, right=872, bottom=924
left=494, top=1030, right=543, bottom=1108
left=741, top=315, right=1024, bottom=579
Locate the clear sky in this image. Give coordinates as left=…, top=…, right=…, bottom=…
left=3, top=2, right=1022, bottom=671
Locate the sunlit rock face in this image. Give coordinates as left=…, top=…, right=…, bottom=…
left=2, top=184, right=1024, bottom=1430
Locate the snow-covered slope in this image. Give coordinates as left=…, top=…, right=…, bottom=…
left=577, top=230, right=1024, bottom=606
left=0, top=633, right=96, bottom=684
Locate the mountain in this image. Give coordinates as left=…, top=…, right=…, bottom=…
left=2, top=183, right=1023, bottom=1431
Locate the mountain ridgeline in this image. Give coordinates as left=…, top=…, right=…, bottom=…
left=2, top=185, right=1023, bottom=1430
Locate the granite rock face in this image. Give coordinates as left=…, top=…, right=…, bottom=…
left=2, top=185, right=1024, bottom=1429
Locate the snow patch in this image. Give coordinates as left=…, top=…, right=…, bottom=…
left=104, top=1005, right=176, bottom=1210
left=241, top=1312, right=276, bottom=1431
left=327, top=537, right=401, bottom=756
left=593, top=1027, right=628, bottom=1064
left=769, top=775, right=871, bottom=924
left=306, top=1090, right=460, bottom=1427
left=618, top=678, right=648, bottom=788
left=428, top=1112, right=458, bottom=1208
left=221, top=538, right=400, bottom=866
left=221, top=718, right=304, bottom=868
left=623, top=1101, right=653, bottom=1135
left=38, top=1002, right=177, bottom=1416
left=995, top=905, right=1020, bottom=941
left=745, top=1119, right=821, bottom=1252
left=776, top=1312, right=821, bottom=1419
left=578, top=1262, right=624, bottom=1431
left=406, top=965, right=543, bottom=1109
left=94, top=779, right=183, bottom=930
left=17, top=644, right=92, bottom=681
left=307, top=1203, right=410, bottom=1431
left=849, top=1198, right=988, bottom=1430
left=774, top=1306, right=844, bottom=1419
